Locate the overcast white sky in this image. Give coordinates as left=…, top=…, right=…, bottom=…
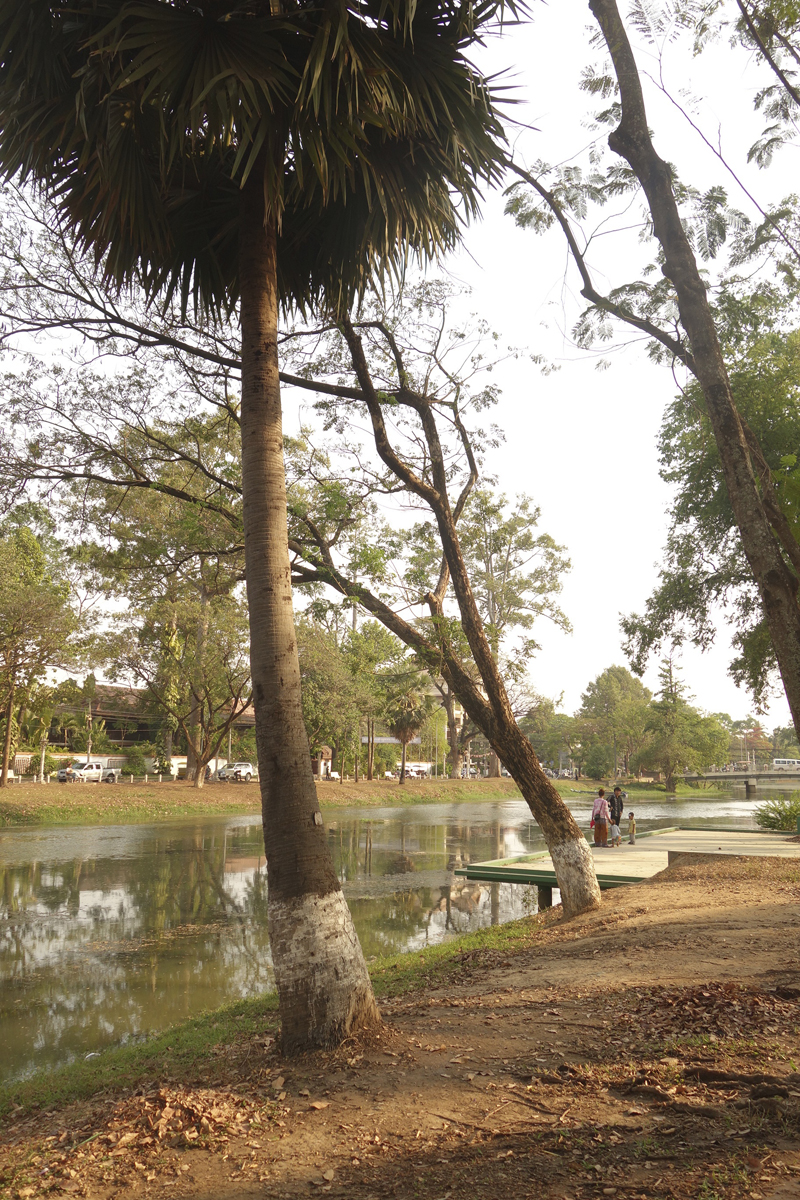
left=304, top=3, right=798, bottom=727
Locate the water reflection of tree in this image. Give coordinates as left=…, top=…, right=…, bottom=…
left=1, top=810, right=545, bottom=1081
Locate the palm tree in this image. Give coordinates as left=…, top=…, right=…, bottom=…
left=386, top=690, right=434, bottom=784
left=0, top=0, right=509, bottom=1051
left=23, top=711, right=55, bottom=782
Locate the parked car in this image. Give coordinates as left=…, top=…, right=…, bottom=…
left=218, top=761, right=257, bottom=782
left=57, top=760, right=121, bottom=783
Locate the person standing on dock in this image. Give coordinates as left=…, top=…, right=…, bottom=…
left=628, top=812, right=636, bottom=845
left=591, top=788, right=610, bottom=847
left=610, top=786, right=626, bottom=829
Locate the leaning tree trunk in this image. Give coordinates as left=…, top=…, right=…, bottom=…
left=590, top=0, right=800, bottom=741
left=453, top=683, right=600, bottom=917
left=239, top=172, right=379, bottom=1053
left=341, top=319, right=601, bottom=917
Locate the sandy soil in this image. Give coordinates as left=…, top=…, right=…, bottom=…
left=4, top=853, right=800, bottom=1200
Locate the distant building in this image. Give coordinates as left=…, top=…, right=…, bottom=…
left=54, top=683, right=256, bottom=749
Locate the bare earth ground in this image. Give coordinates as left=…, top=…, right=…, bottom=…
left=5, top=853, right=800, bottom=1200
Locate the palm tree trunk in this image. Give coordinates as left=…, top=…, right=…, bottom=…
left=39, top=734, right=47, bottom=782
left=188, top=586, right=209, bottom=782
left=239, top=169, right=378, bottom=1052
left=367, top=718, right=374, bottom=780
left=400, top=741, right=407, bottom=783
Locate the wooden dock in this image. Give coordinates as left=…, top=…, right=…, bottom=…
left=453, top=827, right=800, bottom=891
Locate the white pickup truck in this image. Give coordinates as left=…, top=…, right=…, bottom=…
left=57, top=760, right=121, bottom=783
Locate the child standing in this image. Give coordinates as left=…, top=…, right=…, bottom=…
left=609, top=820, right=622, bottom=847
left=627, top=811, right=636, bottom=845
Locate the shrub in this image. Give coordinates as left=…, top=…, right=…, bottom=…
left=37, top=752, right=60, bottom=777
left=125, top=746, right=149, bottom=775
left=584, top=741, right=613, bottom=781
left=755, top=792, right=800, bottom=831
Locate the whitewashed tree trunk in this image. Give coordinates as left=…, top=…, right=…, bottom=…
left=239, top=171, right=379, bottom=1052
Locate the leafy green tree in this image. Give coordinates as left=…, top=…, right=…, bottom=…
left=109, top=588, right=252, bottom=788
left=458, top=488, right=571, bottom=666
left=0, top=527, right=80, bottom=784
left=286, top=290, right=602, bottom=916
left=773, top=724, right=800, bottom=757
left=579, top=665, right=652, bottom=776
left=296, top=619, right=361, bottom=778
left=622, top=327, right=800, bottom=710
left=506, top=0, right=800, bottom=744
left=637, top=659, right=730, bottom=792
left=457, top=488, right=570, bottom=775
left=522, top=707, right=580, bottom=774
left=583, top=740, right=614, bottom=781
left=341, top=622, right=409, bottom=781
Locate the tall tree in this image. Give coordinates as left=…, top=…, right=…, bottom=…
left=385, top=687, right=434, bottom=784
left=0, top=527, right=80, bottom=784
left=457, top=488, right=570, bottom=775
left=459, top=489, right=571, bottom=666
left=108, top=587, right=253, bottom=784
left=622, top=325, right=800, bottom=711
left=0, top=0, right=509, bottom=1050
left=505, top=1, right=800, bottom=744
left=586, top=0, right=800, bottom=740
left=579, top=665, right=652, bottom=776
left=639, top=659, right=730, bottom=792
left=289, top=298, right=602, bottom=916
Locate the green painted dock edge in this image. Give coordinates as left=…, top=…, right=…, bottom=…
left=453, top=862, right=642, bottom=889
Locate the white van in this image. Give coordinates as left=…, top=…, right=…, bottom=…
left=772, top=758, right=800, bottom=770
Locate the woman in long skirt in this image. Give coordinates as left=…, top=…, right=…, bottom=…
left=591, top=788, right=610, bottom=848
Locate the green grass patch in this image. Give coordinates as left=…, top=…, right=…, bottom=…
left=0, top=775, right=744, bottom=830
left=368, top=910, right=541, bottom=999
left=0, top=778, right=525, bottom=829
left=0, top=911, right=543, bottom=1120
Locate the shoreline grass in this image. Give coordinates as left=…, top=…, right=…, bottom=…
left=0, top=776, right=745, bottom=829
left=0, top=778, right=525, bottom=828
left=0, top=913, right=543, bottom=1120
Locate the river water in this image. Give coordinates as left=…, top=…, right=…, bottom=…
left=0, top=789, right=772, bottom=1082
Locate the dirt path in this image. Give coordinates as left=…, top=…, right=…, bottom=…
left=4, top=853, right=800, bottom=1200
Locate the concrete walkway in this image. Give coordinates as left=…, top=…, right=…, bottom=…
left=454, top=826, right=800, bottom=890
